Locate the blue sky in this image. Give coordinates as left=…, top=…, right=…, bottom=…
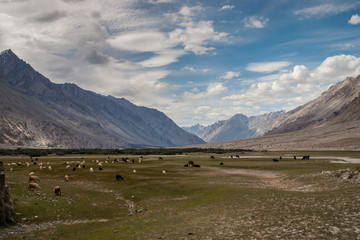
left=1, top=0, right=360, bottom=126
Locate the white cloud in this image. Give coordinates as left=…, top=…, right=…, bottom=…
left=246, top=61, right=291, bottom=73
left=223, top=55, right=360, bottom=109
left=220, top=71, right=240, bottom=80
left=312, top=54, right=360, bottom=82
left=219, top=5, right=235, bottom=11
left=107, top=31, right=171, bottom=52
left=169, top=20, right=228, bottom=55
left=139, top=49, right=184, bottom=67
left=179, top=5, right=203, bottom=17
left=182, top=66, right=196, bottom=72
left=294, top=3, right=360, bottom=19
left=244, top=16, right=269, bottom=29
left=184, top=82, right=228, bottom=100
left=349, top=14, right=360, bottom=25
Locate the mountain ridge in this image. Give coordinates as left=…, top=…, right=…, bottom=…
left=0, top=49, right=205, bottom=148
left=183, top=111, right=284, bottom=143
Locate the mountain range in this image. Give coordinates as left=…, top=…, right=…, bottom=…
left=0, top=49, right=205, bottom=148
left=183, top=111, right=284, bottom=143
left=186, top=75, right=360, bottom=150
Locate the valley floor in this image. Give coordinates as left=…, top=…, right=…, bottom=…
left=0, top=151, right=359, bottom=239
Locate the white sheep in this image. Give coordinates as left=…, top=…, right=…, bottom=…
left=48, top=166, right=52, bottom=171
left=89, top=167, right=94, bottom=172
left=26, top=162, right=30, bottom=167
left=64, top=175, right=69, bottom=181
left=66, top=165, right=70, bottom=169
left=133, top=169, right=136, bottom=173
left=29, top=174, right=40, bottom=182
left=162, top=170, right=166, bottom=174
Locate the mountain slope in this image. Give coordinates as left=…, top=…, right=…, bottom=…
left=266, top=75, right=360, bottom=135
left=0, top=49, right=205, bottom=148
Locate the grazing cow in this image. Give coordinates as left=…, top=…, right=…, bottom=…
left=159, top=157, right=163, bottom=160
left=272, top=159, right=279, bottom=162
left=116, top=174, right=123, bottom=181
left=210, top=156, right=215, bottom=159
left=184, top=164, right=189, bottom=167
left=54, top=186, right=61, bottom=196
left=236, top=155, right=240, bottom=158
left=72, top=167, right=76, bottom=171
left=99, top=167, right=103, bottom=171
left=294, top=156, right=297, bottom=160
left=220, top=162, right=224, bottom=166
left=302, top=155, right=310, bottom=160
left=193, top=164, right=201, bottom=168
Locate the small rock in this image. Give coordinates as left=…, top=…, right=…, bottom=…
left=114, top=230, right=119, bottom=233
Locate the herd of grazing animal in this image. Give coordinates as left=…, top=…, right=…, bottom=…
left=273, top=155, right=311, bottom=162
left=9, top=153, right=314, bottom=201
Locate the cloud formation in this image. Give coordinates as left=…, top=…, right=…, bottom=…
left=219, top=5, right=235, bottom=11
left=224, top=55, right=360, bottom=109
left=246, top=61, right=292, bottom=73
left=221, top=71, right=241, bottom=80
left=244, top=16, right=269, bottom=28
left=349, top=14, right=360, bottom=24
left=294, top=3, right=360, bottom=18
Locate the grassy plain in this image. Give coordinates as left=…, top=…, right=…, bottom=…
left=0, top=151, right=359, bottom=239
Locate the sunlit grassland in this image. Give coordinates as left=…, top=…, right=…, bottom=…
left=1, top=151, right=359, bottom=239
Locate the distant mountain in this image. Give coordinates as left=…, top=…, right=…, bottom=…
left=183, top=111, right=284, bottom=143
left=266, top=75, right=360, bottom=135
left=0, top=49, right=205, bottom=148
left=182, top=124, right=205, bottom=136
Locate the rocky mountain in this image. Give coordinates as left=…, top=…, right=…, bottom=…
left=187, top=75, right=360, bottom=151
left=266, top=75, right=360, bottom=135
left=182, top=124, right=205, bottom=136
left=0, top=49, right=205, bottom=148
left=183, top=111, right=284, bottom=143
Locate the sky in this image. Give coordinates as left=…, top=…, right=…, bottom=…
left=1, top=0, right=360, bottom=127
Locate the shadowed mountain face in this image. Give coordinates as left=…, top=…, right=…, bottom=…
left=0, top=49, right=205, bottom=148
left=266, top=75, right=360, bottom=135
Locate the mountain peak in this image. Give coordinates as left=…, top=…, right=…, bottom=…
left=1, top=49, right=14, bottom=56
